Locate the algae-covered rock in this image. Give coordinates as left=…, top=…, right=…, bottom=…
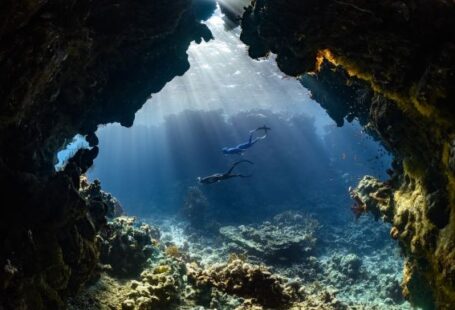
left=187, top=258, right=296, bottom=308
left=0, top=0, right=213, bottom=307
left=80, top=177, right=124, bottom=219
left=99, top=216, right=160, bottom=278
left=220, top=211, right=319, bottom=263
left=351, top=175, right=445, bottom=309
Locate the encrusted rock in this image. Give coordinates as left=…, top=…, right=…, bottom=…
left=425, top=189, right=450, bottom=229
left=0, top=0, right=212, bottom=306
left=339, top=254, right=362, bottom=279
left=99, top=216, right=160, bottom=278
left=220, top=211, right=319, bottom=263
left=80, top=177, right=124, bottom=219
left=187, top=258, right=296, bottom=308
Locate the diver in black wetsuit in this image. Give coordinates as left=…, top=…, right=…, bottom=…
left=197, top=160, right=254, bottom=184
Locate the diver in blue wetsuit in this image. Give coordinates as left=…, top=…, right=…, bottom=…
left=198, top=160, right=254, bottom=184
left=222, top=126, right=271, bottom=155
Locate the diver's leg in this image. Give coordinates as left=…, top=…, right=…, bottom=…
left=226, top=163, right=236, bottom=175
left=227, top=160, right=253, bottom=175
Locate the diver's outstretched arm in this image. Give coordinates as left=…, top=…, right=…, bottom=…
left=226, top=159, right=254, bottom=174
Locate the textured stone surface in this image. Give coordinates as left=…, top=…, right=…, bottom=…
left=187, top=258, right=296, bottom=308
left=0, top=0, right=213, bottom=308
left=99, top=216, right=160, bottom=278
left=239, top=1, right=455, bottom=307
left=80, top=177, right=124, bottom=219
left=220, top=211, right=318, bottom=263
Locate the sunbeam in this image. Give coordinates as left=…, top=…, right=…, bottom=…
left=134, top=8, right=332, bottom=134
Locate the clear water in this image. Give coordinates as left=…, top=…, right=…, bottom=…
left=76, top=8, right=408, bottom=309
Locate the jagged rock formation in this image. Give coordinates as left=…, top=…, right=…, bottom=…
left=351, top=175, right=438, bottom=309
left=0, top=0, right=213, bottom=308
left=80, top=177, right=124, bottom=219
left=121, top=262, right=185, bottom=309
left=69, top=246, right=349, bottom=310
left=187, top=258, right=297, bottom=308
left=98, top=216, right=160, bottom=278
left=220, top=211, right=319, bottom=263
left=300, top=60, right=372, bottom=127
left=240, top=1, right=455, bottom=308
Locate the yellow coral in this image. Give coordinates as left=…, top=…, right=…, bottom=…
left=165, top=245, right=181, bottom=258
left=153, top=265, right=171, bottom=275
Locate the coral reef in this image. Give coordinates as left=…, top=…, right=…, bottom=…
left=121, top=261, right=184, bottom=309
left=2, top=0, right=454, bottom=308
left=220, top=211, right=319, bottom=263
left=80, top=176, right=124, bottom=219
left=99, top=216, right=160, bottom=278
left=187, top=258, right=297, bottom=308
left=68, top=212, right=357, bottom=309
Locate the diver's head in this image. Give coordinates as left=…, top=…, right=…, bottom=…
left=197, top=176, right=202, bottom=183
left=222, top=147, right=229, bottom=154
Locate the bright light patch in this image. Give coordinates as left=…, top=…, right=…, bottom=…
left=133, top=7, right=334, bottom=135
left=54, top=134, right=90, bottom=171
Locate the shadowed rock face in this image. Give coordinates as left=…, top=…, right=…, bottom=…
left=239, top=0, right=455, bottom=308
left=300, top=60, right=372, bottom=128
left=0, top=0, right=212, bottom=308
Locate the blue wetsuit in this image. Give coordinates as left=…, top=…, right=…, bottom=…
left=222, top=134, right=261, bottom=154
left=222, top=126, right=270, bottom=155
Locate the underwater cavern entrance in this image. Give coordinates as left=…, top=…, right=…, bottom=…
left=3, top=0, right=455, bottom=309
left=63, top=8, right=414, bottom=310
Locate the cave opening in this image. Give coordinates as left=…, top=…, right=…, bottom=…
left=4, top=0, right=453, bottom=309
left=73, top=7, right=410, bottom=309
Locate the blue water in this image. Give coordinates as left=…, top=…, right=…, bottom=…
left=88, top=109, right=390, bottom=223
left=83, top=11, right=391, bottom=223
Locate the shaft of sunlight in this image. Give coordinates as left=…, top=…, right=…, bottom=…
left=134, top=7, right=333, bottom=136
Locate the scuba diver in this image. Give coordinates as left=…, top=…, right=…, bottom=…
left=197, top=160, right=254, bottom=184
left=222, top=125, right=271, bottom=155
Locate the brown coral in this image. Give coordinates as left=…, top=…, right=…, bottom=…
left=187, top=258, right=296, bottom=308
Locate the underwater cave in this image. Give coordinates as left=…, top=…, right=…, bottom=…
left=1, top=0, right=455, bottom=309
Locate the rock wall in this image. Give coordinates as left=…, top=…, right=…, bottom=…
left=0, top=0, right=212, bottom=308
left=239, top=0, right=455, bottom=308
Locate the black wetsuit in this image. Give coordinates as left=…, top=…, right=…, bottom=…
left=198, top=160, right=253, bottom=184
